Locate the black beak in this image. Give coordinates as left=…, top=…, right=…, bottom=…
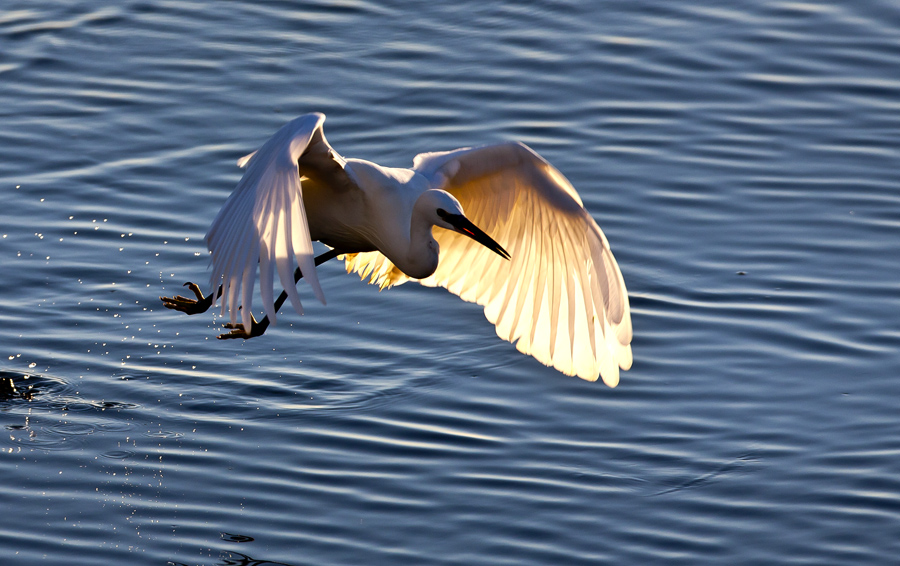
left=437, top=210, right=511, bottom=260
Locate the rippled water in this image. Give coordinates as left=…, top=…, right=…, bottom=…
left=2, top=1, right=900, bottom=564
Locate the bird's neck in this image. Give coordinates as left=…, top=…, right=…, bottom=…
left=354, top=169, right=441, bottom=280
left=381, top=193, right=439, bottom=280
left=401, top=217, right=440, bottom=279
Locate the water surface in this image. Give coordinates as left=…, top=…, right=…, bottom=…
left=2, top=1, right=900, bottom=564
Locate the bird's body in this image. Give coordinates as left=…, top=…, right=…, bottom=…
left=166, top=113, right=632, bottom=386
left=306, top=159, right=444, bottom=278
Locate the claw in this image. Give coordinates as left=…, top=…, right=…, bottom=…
left=217, top=313, right=269, bottom=340
left=160, top=282, right=216, bottom=315
left=183, top=282, right=204, bottom=301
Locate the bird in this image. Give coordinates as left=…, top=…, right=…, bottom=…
left=161, top=112, right=632, bottom=386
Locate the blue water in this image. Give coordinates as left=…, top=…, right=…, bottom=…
left=2, top=1, right=900, bottom=564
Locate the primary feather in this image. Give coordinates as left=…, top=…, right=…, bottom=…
left=206, top=113, right=328, bottom=332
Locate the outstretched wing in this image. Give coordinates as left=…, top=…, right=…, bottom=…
left=206, top=112, right=338, bottom=332
left=414, top=142, right=632, bottom=386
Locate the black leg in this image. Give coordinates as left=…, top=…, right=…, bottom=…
left=217, top=248, right=343, bottom=340
left=160, top=249, right=343, bottom=340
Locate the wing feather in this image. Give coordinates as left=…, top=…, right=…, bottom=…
left=206, top=113, right=330, bottom=331
left=419, top=142, right=632, bottom=386
left=341, top=251, right=410, bottom=289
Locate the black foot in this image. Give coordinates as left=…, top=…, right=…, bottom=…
left=218, top=312, right=269, bottom=340
left=160, top=282, right=214, bottom=315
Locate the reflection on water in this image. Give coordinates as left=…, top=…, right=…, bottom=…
left=169, top=550, right=294, bottom=566
left=0, top=369, right=139, bottom=453
left=220, top=532, right=255, bottom=543
left=0, top=372, right=35, bottom=402
left=0, top=370, right=64, bottom=403
left=647, top=452, right=761, bottom=497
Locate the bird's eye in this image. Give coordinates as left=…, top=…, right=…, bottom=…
left=436, top=208, right=448, bottom=219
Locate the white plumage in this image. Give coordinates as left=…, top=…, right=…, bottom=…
left=201, top=113, right=632, bottom=386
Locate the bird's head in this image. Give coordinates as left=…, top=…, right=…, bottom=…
left=422, top=190, right=510, bottom=260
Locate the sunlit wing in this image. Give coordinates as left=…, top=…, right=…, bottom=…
left=344, top=142, right=631, bottom=385
left=421, top=142, right=631, bottom=385
left=205, top=112, right=337, bottom=331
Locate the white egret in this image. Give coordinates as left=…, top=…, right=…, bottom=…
left=161, top=113, right=632, bottom=386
